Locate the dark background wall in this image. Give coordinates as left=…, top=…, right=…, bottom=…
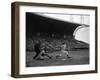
left=26, top=12, right=80, bottom=37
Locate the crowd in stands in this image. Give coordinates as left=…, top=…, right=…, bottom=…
left=26, top=34, right=89, bottom=52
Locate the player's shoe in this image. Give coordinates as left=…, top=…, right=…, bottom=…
left=36, top=58, right=44, bottom=60
left=67, top=55, right=72, bottom=58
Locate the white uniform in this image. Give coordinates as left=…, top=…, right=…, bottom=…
left=61, top=44, right=68, bottom=55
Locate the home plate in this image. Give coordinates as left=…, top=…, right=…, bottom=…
left=61, top=57, right=72, bottom=60
left=61, top=59, right=67, bottom=60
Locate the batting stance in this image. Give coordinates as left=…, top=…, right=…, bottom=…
left=61, top=42, right=71, bottom=58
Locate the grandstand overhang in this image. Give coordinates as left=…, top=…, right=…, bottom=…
left=26, top=12, right=80, bottom=36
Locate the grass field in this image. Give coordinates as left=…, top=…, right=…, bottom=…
left=26, top=49, right=89, bottom=67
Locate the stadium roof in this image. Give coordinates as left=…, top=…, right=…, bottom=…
left=26, top=12, right=81, bottom=36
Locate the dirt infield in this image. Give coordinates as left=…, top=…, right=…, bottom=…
left=26, top=49, right=89, bottom=67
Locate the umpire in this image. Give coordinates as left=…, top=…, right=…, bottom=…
left=33, top=40, right=41, bottom=59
